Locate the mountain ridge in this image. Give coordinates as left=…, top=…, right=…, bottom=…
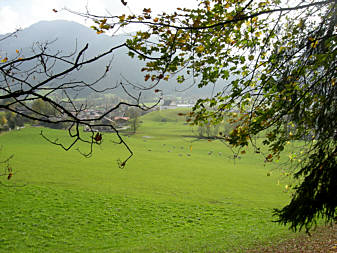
left=0, top=20, right=221, bottom=100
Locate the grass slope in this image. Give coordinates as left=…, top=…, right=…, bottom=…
left=0, top=109, right=298, bottom=252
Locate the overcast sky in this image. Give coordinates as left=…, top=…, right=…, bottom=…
left=0, top=0, right=197, bottom=34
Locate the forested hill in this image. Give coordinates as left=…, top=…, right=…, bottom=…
left=0, top=20, right=222, bottom=99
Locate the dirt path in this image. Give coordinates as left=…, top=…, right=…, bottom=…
left=247, top=224, right=337, bottom=253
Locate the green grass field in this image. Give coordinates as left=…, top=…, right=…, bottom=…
left=0, top=109, right=300, bottom=252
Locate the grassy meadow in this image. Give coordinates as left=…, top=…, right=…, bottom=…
left=0, top=109, right=300, bottom=252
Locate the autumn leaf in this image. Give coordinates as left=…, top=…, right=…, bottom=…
left=52, top=8, right=58, bottom=13
left=94, top=132, right=102, bottom=143
left=255, top=32, right=262, bottom=37
left=144, top=74, right=150, bottom=81
left=311, top=40, right=319, bottom=48
left=119, top=14, right=126, bottom=22
left=195, top=45, right=205, bottom=53
left=143, top=8, right=151, bottom=14
left=99, top=18, right=107, bottom=28
left=141, top=32, right=150, bottom=39
left=258, top=2, right=267, bottom=8
left=193, top=19, right=201, bottom=27
left=265, top=154, right=273, bottom=162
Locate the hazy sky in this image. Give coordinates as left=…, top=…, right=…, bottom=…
left=0, top=0, right=197, bottom=34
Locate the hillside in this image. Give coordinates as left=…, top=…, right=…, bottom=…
left=0, top=20, right=222, bottom=99
left=1, top=109, right=336, bottom=252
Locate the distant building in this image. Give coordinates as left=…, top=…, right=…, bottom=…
left=177, top=104, right=193, bottom=108
left=114, top=116, right=129, bottom=125
left=160, top=100, right=177, bottom=110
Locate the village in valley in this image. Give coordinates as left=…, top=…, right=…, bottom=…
left=78, top=95, right=196, bottom=132
left=0, top=93, right=196, bottom=133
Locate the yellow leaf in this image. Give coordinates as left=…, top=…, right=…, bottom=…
left=258, top=2, right=267, bottom=7
left=99, top=19, right=107, bottom=28
left=1, top=57, right=8, bottom=63
left=16, top=49, right=19, bottom=54
left=141, top=32, right=150, bottom=39
left=278, top=46, right=286, bottom=53
left=153, top=17, right=159, bottom=22
left=195, top=45, right=205, bottom=53
left=119, top=14, right=126, bottom=22
left=96, top=30, right=104, bottom=34
left=101, top=24, right=111, bottom=30
left=311, top=40, right=319, bottom=48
